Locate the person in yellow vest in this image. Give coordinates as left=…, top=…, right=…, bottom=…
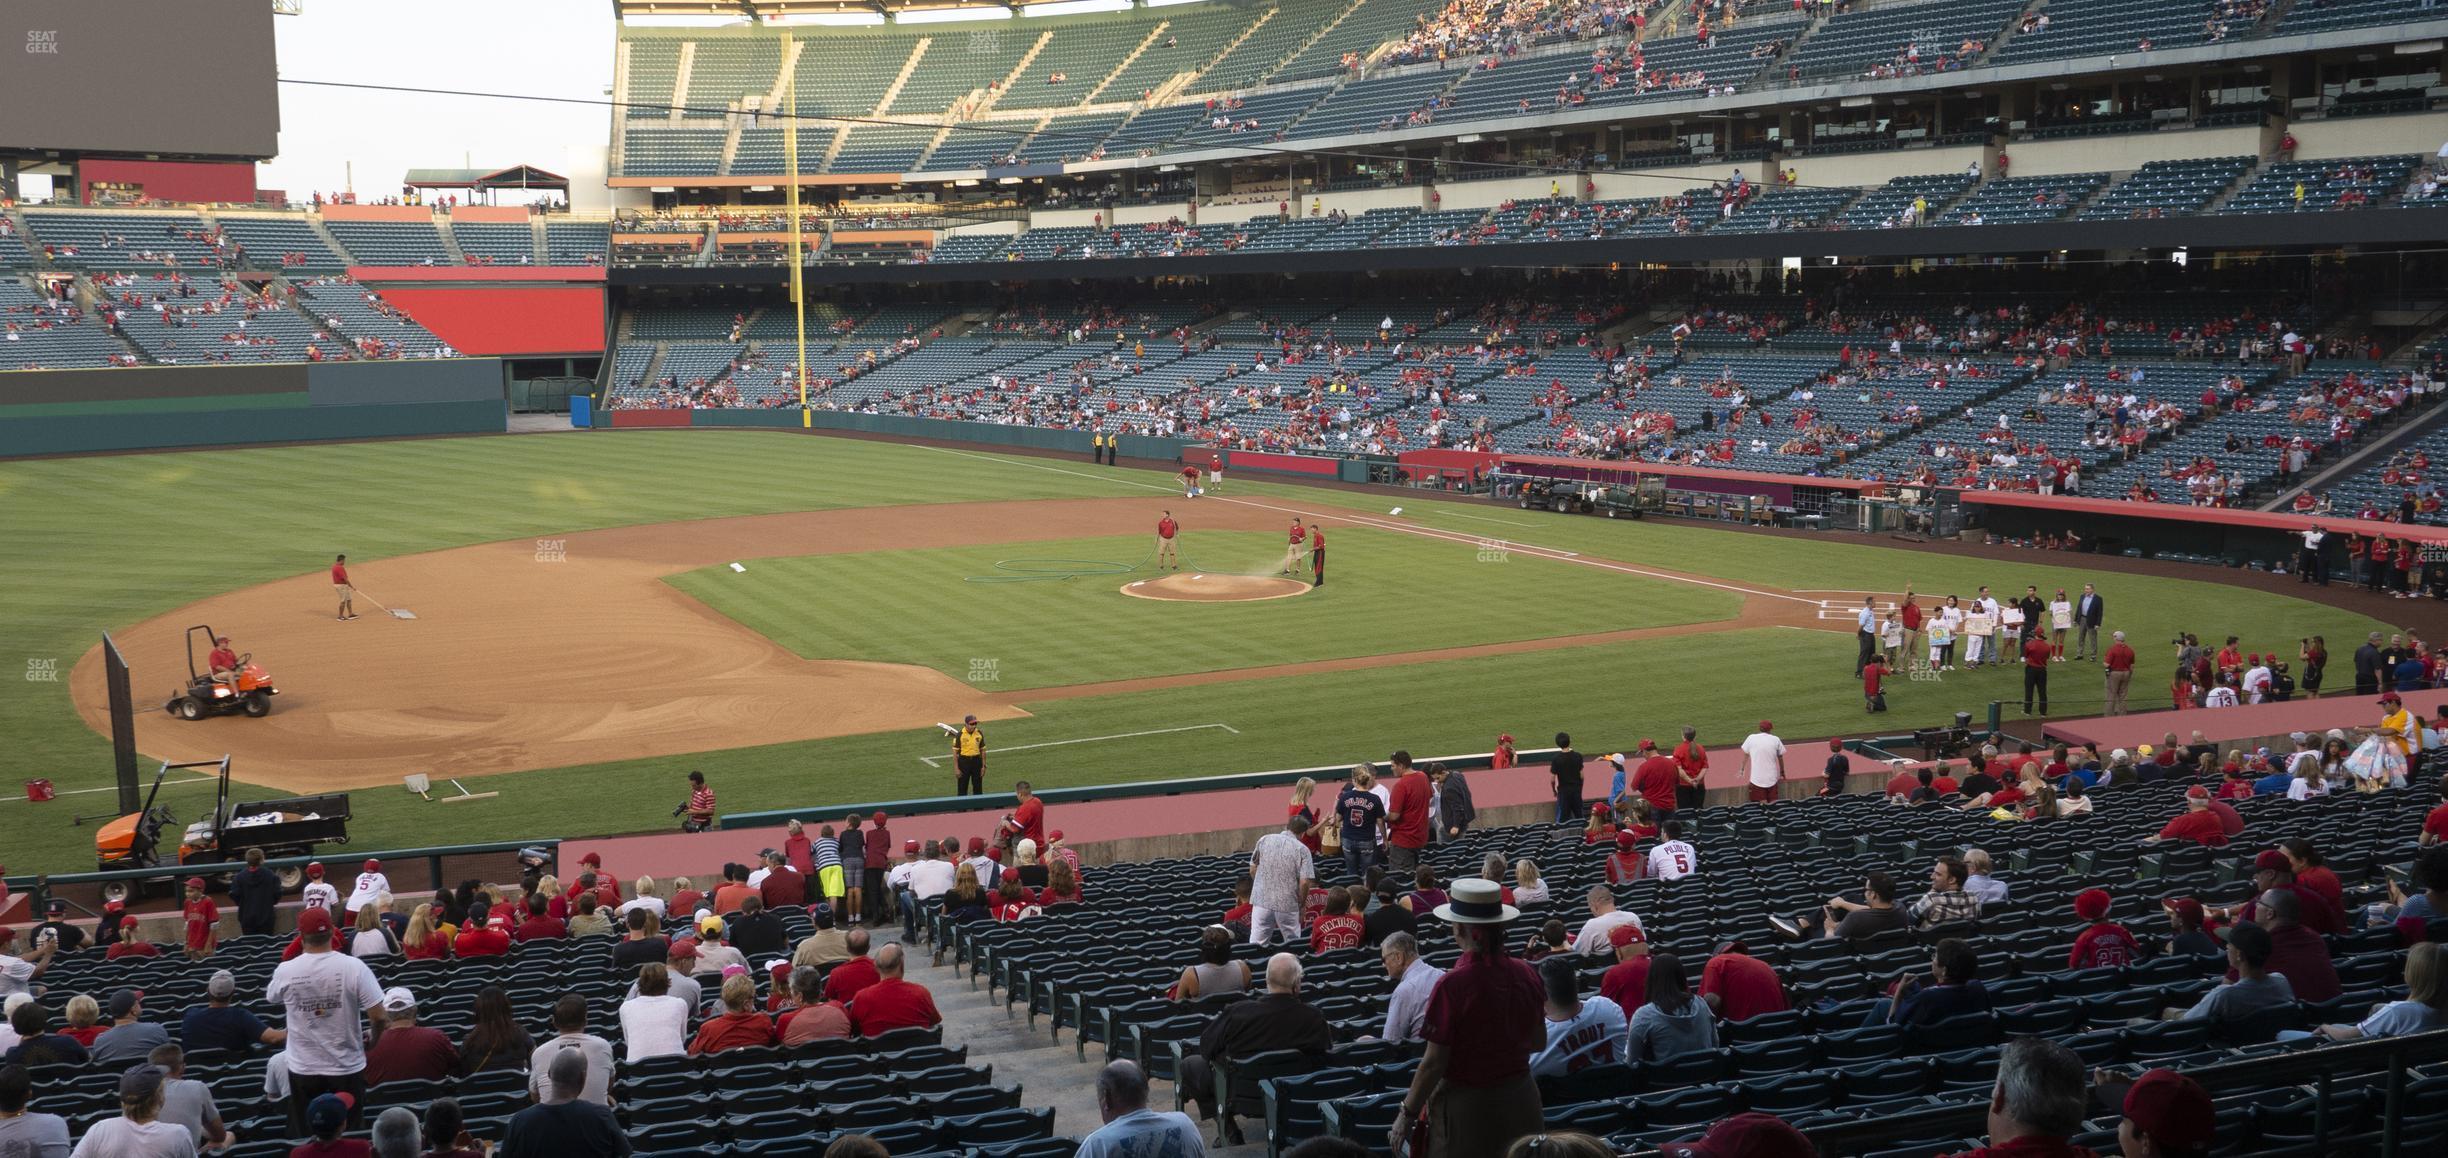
left=953, top=715, right=987, bottom=796
left=1091, top=431, right=1105, bottom=464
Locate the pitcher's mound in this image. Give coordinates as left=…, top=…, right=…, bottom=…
left=1121, top=573, right=1313, bottom=602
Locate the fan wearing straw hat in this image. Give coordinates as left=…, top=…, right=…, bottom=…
left=1392, top=877, right=1547, bottom=1158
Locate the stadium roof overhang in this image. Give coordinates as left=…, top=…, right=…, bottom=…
left=403, top=165, right=570, bottom=192
left=611, top=205, right=2448, bottom=289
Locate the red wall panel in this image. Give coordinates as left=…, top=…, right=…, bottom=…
left=79, top=159, right=256, bottom=204
left=611, top=409, right=693, bottom=428
left=372, top=285, right=605, bottom=355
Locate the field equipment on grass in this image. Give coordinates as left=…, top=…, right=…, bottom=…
left=94, top=756, right=350, bottom=902
left=164, top=624, right=277, bottom=720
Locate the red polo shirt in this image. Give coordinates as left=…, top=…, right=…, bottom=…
left=1598, top=956, right=1651, bottom=1013
left=1157, top=517, right=1177, bottom=539
left=1632, top=756, right=1679, bottom=813
left=850, top=977, right=942, bottom=1035
left=453, top=925, right=511, bottom=957
left=2156, top=809, right=2228, bottom=846
left=1698, top=952, right=1788, bottom=1022
left=1386, top=770, right=1432, bottom=850
left=2025, top=637, right=2052, bottom=668
left=825, top=956, right=881, bottom=1005
left=1421, top=952, right=1546, bottom=1088
left=2105, top=643, right=2135, bottom=671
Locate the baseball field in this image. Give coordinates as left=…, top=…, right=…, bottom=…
left=0, top=429, right=2395, bottom=873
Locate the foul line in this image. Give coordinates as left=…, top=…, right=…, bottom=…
left=915, top=722, right=1241, bottom=766
left=0, top=777, right=215, bottom=804
left=914, top=445, right=1818, bottom=605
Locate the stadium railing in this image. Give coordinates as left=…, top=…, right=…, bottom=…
left=2, top=838, right=559, bottom=916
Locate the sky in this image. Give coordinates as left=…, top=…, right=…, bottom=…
left=257, top=0, right=614, bottom=207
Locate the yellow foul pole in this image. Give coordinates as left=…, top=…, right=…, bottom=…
left=782, top=30, right=809, bottom=427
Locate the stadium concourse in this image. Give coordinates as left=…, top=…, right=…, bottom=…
left=7, top=684, right=2448, bottom=1157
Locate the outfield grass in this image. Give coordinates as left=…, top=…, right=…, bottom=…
left=665, top=529, right=1740, bottom=689
left=0, top=431, right=2401, bottom=872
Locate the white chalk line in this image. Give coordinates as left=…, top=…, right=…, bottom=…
left=0, top=777, right=216, bottom=804
left=916, top=446, right=1814, bottom=605
left=915, top=722, right=1240, bottom=767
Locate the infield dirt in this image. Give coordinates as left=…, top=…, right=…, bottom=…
left=71, top=494, right=1832, bottom=793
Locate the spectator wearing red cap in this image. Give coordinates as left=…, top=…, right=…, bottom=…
left=300, top=861, right=338, bottom=916
left=2218, top=850, right=2344, bottom=935
left=1661, top=1112, right=1817, bottom=1158
left=1939, top=1037, right=2092, bottom=1158
left=2116, top=1068, right=2214, bottom=1158
left=1492, top=733, right=1516, bottom=771
left=1698, top=940, right=1787, bottom=1022
left=2145, top=788, right=2230, bottom=846
left=2068, top=890, right=2140, bottom=969
left=1604, top=831, right=1644, bottom=886
left=2161, top=898, right=2222, bottom=957
left=1631, top=741, right=1679, bottom=822
left=1741, top=721, right=1786, bottom=804
left=345, top=860, right=390, bottom=923
left=106, top=916, right=157, bottom=960
left=1596, top=924, right=1650, bottom=1012
left=268, top=905, right=389, bottom=1135
left=182, top=877, right=219, bottom=959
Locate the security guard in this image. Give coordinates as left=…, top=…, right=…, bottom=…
left=953, top=714, right=987, bottom=796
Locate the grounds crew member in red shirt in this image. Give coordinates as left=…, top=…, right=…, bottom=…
left=952, top=715, right=986, bottom=797
left=207, top=635, right=241, bottom=695
left=2103, top=631, right=2137, bottom=716
left=331, top=554, right=356, bottom=621
left=1310, top=524, right=1326, bottom=587
left=1282, top=519, right=1306, bottom=575
left=1384, top=751, right=1433, bottom=873
left=1864, top=654, right=1890, bottom=713
left=1207, top=451, right=1224, bottom=492
left=2022, top=631, right=2055, bottom=715
left=1179, top=464, right=1201, bottom=498
left=1155, top=511, right=1180, bottom=570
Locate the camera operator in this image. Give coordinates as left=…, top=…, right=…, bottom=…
left=678, top=770, right=715, bottom=833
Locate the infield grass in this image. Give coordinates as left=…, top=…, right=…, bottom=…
left=0, top=430, right=2400, bottom=872
left=665, top=529, right=1740, bottom=689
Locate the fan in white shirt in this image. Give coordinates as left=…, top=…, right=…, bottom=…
left=2242, top=664, right=2272, bottom=704
left=344, top=862, right=390, bottom=917
left=1646, top=824, right=1699, bottom=882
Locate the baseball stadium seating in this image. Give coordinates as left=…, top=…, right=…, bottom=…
left=936, top=779, right=2447, bottom=1155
